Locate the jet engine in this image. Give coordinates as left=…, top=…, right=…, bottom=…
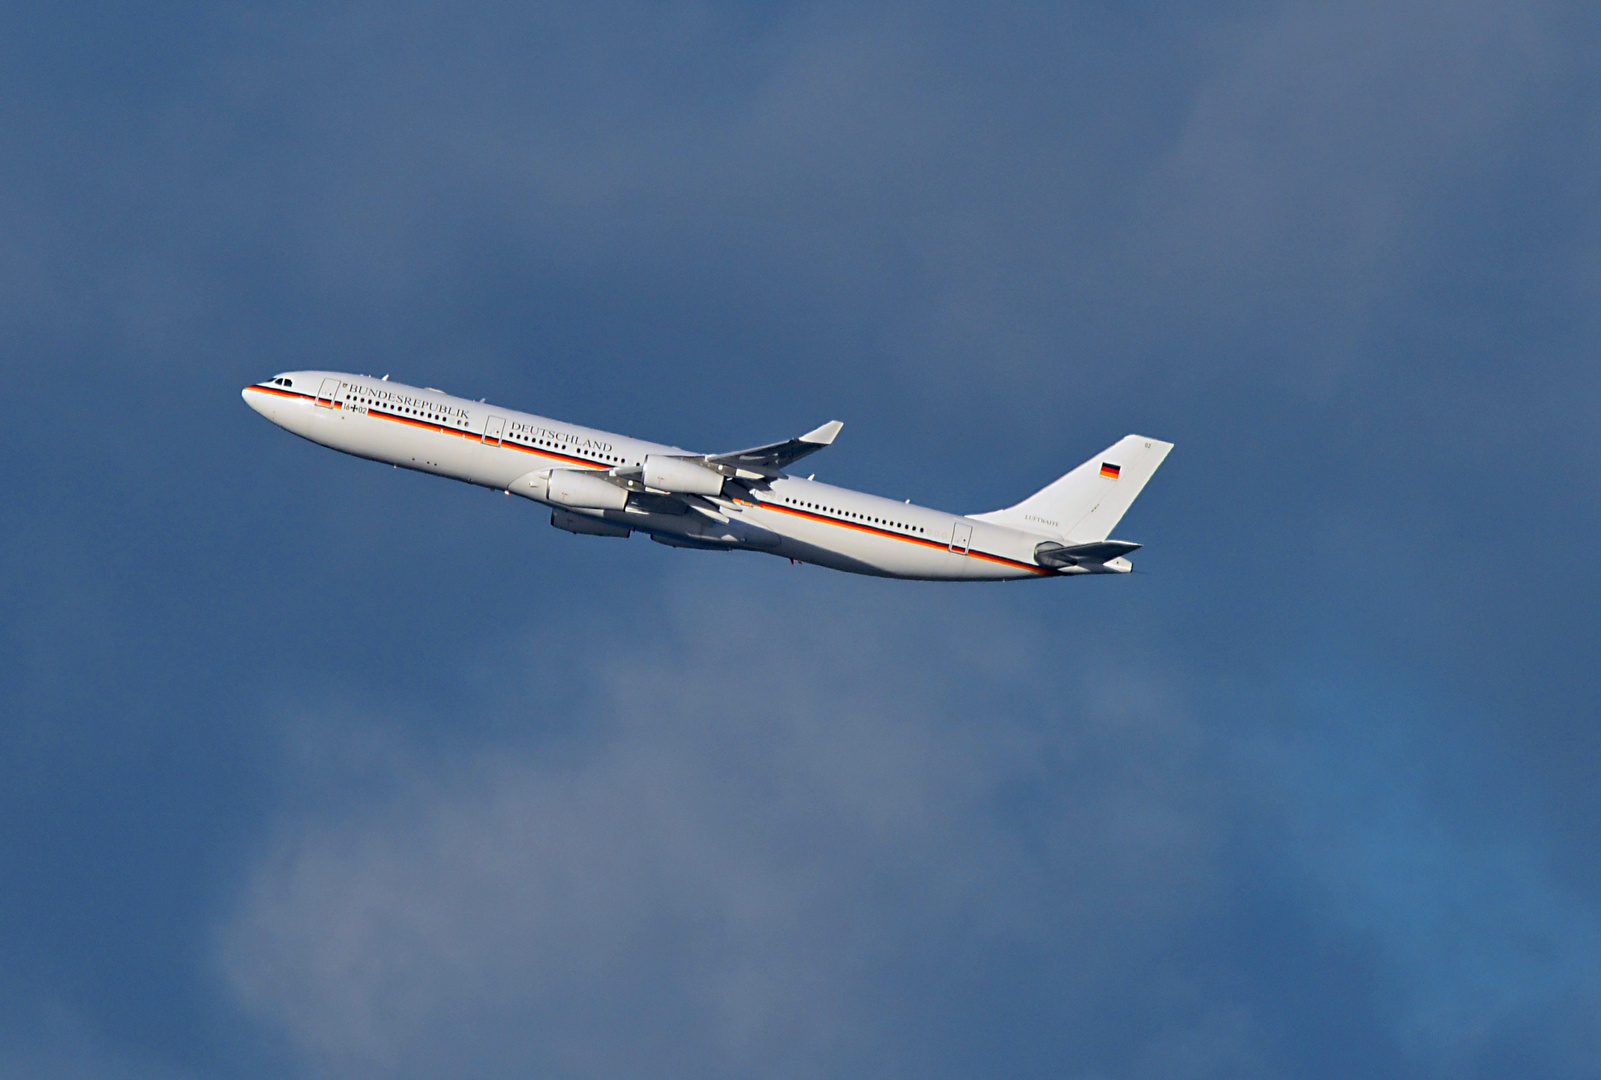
left=551, top=507, right=631, bottom=537
left=643, top=454, right=725, bottom=496
left=548, top=469, right=629, bottom=510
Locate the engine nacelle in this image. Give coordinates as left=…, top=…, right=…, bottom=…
left=643, top=454, right=725, bottom=496
left=506, top=469, right=550, bottom=501
left=548, top=469, right=628, bottom=510
left=551, top=507, right=631, bottom=537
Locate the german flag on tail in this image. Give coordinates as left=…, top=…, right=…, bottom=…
left=1100, top=462, right=1121, bottom=480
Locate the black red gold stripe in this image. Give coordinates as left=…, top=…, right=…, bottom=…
left=246, top=384, right=614, bottom=470
left=246, top=384, right=1055, bottom=573
left=743, top=498, right=1054, bottom=575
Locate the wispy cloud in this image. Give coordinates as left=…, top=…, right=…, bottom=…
left=217, top=581, right=1237, bottom=1079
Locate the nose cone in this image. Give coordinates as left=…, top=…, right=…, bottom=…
left=240, top=384, right=278, bottom=422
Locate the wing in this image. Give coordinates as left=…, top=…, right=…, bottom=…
left=702, top=420, right=843, bottom=477
left=596, top=420, right=842, bottom=520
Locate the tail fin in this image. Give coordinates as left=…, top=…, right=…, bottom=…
left=970, top=434, right=1173, bottom=542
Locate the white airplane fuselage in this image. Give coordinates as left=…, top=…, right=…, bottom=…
left=244, top=371, right=1162, bottom=581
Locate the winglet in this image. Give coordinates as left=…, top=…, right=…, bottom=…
left=801, top=420, right=843, bottom=445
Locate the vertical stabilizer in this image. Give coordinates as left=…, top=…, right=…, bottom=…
left=970, top=435, right=1173, bottom=542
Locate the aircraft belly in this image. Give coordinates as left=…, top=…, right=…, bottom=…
left=363, top=416, right=446, bottom=473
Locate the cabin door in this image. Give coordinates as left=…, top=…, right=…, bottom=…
left=950, top=522, right=972, bottom=554
left=482, top=415, right=506, bottom=445
left=315, top=377, right=342, bottom=407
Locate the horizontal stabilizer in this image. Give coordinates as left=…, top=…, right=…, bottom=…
left=1034, top=539, right=1140, bottom=568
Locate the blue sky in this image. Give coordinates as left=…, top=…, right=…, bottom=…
left=2, top=2, right=1599, bottom=1077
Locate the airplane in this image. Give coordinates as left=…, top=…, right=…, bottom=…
left=242, top=371, right=1172, bottom=581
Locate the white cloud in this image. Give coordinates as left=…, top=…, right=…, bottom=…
left=216, top=580, right=1242, bottom=1079
left=1058, top=0, right=1569, bottom=411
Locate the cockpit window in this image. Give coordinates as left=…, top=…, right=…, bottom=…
left=282, top=378, right=293, bottom=387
